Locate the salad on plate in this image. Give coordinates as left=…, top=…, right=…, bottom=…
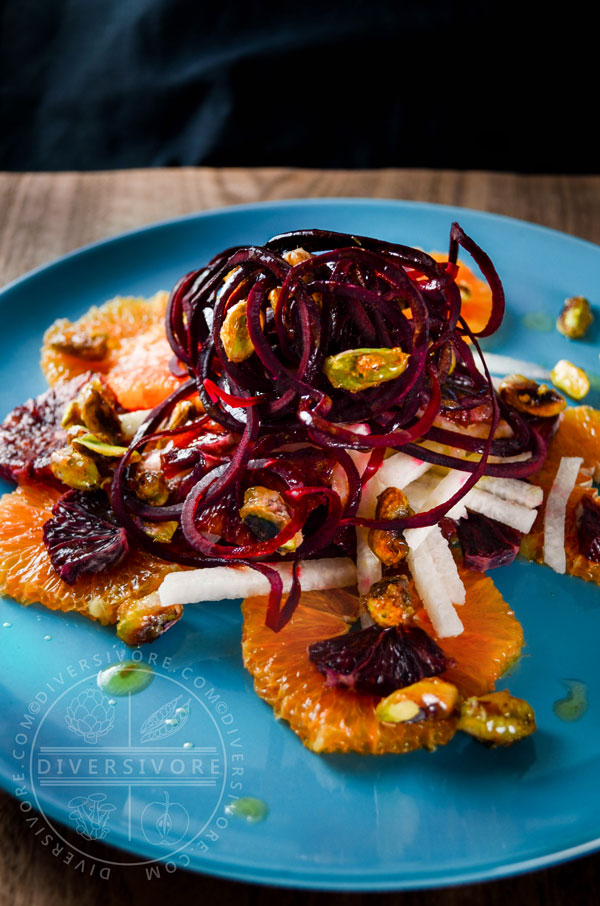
left=1, top=222, right=598, bottom=756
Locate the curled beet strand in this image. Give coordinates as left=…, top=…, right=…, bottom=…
left=43, top=489, right=129, bottom=584
left=308, top=623, right=449, bottom=696
left=456, top=510, right=521, bottom=571
left=576, top=495, right=600, bottom=562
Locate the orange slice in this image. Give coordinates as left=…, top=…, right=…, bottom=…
left=431, top=254, right=493, bottom=335
left=0, top=482, right=178, bottom=624
left=41, top=293, right=184, bottom=410
left=521, top=406, right=600, bottom=583
left=242, top=570, right=523, bottom=754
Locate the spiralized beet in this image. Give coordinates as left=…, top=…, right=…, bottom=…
left=43, top=490, right=129, bottom=584
left=308, top=623, right=449, bottom=696
left=456, top=510, right=521, bottom=571
left=0, top=373, right=91, bottom=483
left=107, top=224, right=547, bottom=630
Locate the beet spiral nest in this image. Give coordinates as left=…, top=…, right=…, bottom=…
left=110, top=223, right=546, bottom=629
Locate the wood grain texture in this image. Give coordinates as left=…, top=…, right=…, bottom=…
left=1, top=167, right=600, bottom=906
left=1, top=168, right=600, bottom=285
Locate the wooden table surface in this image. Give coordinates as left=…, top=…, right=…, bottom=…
left=1, top=167, right=600, bottom=906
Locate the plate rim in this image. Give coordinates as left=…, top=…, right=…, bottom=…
left=2, top=195, right=600, bottom=891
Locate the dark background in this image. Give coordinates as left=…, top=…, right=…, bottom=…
left=0, top=0, right=596, bottom=173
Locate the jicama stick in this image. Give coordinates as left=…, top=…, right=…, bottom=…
left=158, top=557, right=357, bottom=607
left=544, top=456, right=584, bottom=574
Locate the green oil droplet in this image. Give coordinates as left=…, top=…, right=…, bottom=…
left=97, top=661, right=154, bottom=696
left=2, top=622, right=11, bottom=628
left=183, top=741, right=194, bottom=750
left=522, top=311, right=554, bottom=333
left=226, top=797, right=268, bottom=824
left=553, top=679, right=588, bottom=721
left=43, top=634, right=52, bottom=641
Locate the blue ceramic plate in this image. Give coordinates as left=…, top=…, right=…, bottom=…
left=1, top=199, right=600, bottom=891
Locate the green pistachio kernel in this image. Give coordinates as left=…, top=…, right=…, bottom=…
left=556, top=295, right=593, bottom=340
left=219, top=300, right=255, bottom=363
left=323, top=347, right=409, bottom=393
left=50, top=446, right=102, bottom=490
left=73, top=433, right=132, bottom=458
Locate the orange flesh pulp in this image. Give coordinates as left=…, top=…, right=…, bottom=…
left=242, top=569, right=523, bottom=754
left=521, top=406, right=600, bottom=583
left=41, top=293, right=184, bottom=410
left=0, top=482, right=178, bottom=624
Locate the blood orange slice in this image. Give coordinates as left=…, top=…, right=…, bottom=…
left=242, top=571, right=523, bottom=754
left=41, top=293, right=184, bottom=410
left=0, top=482, right=178, bottom=625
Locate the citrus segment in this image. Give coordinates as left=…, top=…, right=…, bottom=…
left=41, top=293, right=184, bottom=410
left=415, top=567, right=524, bottom=698
left=431, top=254, right=493, bottom=335
left=242, top=575, right=523, bottom=754
left=0, top=482, right=178, bottom=624
left=521, top=406, right=600, bottom=584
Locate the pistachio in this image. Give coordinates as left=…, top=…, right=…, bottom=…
left=143, top=520, right=179, bottom=543
left=283, top=247, right=312, bottom=266
left=551, top=359, right=590, bottom=400
left=240, top=485, right=302, bottom=551
left=50, top=446, right=102, bottom=490
left=499, top=374, right=566, bottom=417
left=457, top=689, right=536, bottom=746
left=323, top=347, right=409, bottom=393
left=166, top=399, right=197, bottom=430
left=361, top=575, right=415, bottom=628
left=368, top=487, right=413, bottom=567
left=49, top=324, right=108, bottom=360
left=76, top=378, right=123, bottom=442
left=556, top=295, right=593, bottom=340
left=219, top=300, right=255, bottom=363
left=116, top=592, right=183, bottom=646
left=73, top=433, right=132, bottom=458
left=134, top=469, right=169, bottom=506
left=376, top=678, right=460, bottom=724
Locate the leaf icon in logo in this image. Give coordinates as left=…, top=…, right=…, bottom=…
left=140, top=696, right=190, bottom=743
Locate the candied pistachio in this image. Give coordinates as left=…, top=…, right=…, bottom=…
left=49, top=324, right=108, bottom=360
left=323, top=347, right=409, bottom=393
left=76, top=378, right=123, bottom=442
left=240, top=485, right=302, bottom=551
left=117, top=592, right=183, bottom=646
left=551, top=359, right=590, bottom=400
left=499, top=374, right=566, bottom=417
left=376, top=678, right=460, bottom=724
left=361, top=575, right=415, bottom=628
left=556, top=295, right=593, bottom=339
left=368, top=487, right=413, bottom=567
left=134, top=469, right=169, bottom=506
left=73, top=433, right=132, bottom=458
left=219, top=300, right=255, bottom=363
left=50, top=446, right=102, bottom=490
left=283, top=247, right=312, bottom=266
left=143, top=520, right=179, bottom=543
left=166, top=399, right=197, bottom=430
left=457, top=689, right=536, bottom=747
left=268, top=287, right=281, bottom=312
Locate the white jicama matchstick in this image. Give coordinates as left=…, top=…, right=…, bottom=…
left=355, top=451, right=432, bottom=595
left=544, top=456, right=584, bottom=574
left=407, top=542, right=464, bottom=638
left=158, top=557, right=357, bottom=607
